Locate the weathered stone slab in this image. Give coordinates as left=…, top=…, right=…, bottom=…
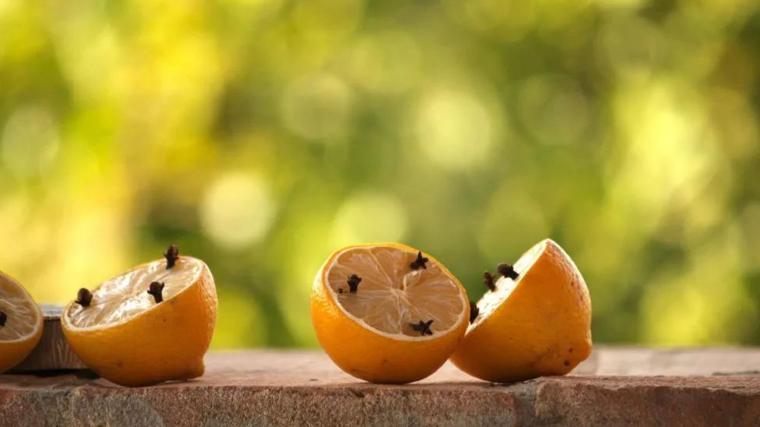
left=1, top=348, right=759, bottom=426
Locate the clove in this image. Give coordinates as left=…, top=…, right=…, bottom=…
left=76, top=288, right=93, bottom=307
left=164, top=244, right=179, bottom=269
left=483, top=272, right=496, bottom=292
left=148, top=281, right=165, bottom=303
left=469, top=301, right=479, bottom=324
left=347, top=274, right=362, bottom=293
left=497, top=263, right=519, bottom=280
left=409, top=251, right=429, bottom=270
left=0, top=311, right=6, bottom=327
left=410, top=319, right=434, bottom=336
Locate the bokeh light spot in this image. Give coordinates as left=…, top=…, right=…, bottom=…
left=331, top=191, right=407, bottom=246
left=610, top=78, right=720, bottom=228
left=415, top=89, right=494, bottom=171
left=280, top=74, right=354, bottom=141
left=641, top=230, right=754, bottom=344
left=599, top=14, right=661, bottom=75
left=212, top=288, right=266, bottom=348
left=1, top=106, right=59, bottom=177
left=345, top=31, right=422, bottom=94
left=292, top=0, right=365, bottom=43
left=477, top=189, right=549, bottom=264
left=200, top=172, right=277, bottom=250
left=740, top=203, right=760, bottom=272
left=443, top=0, right=536, bottom=41
left=517, top=74, right=590, bottom=145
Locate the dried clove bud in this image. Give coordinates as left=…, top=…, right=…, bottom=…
left=410, top=319, right=434, bottom=336
left=409, top=251, right=429, bottom=270
left=76, top=288, right=93, bottom=307
left=469, top=301, right=479, bottom=324
left=164, top=244, right=179, bottom=269
left=0, top=311, right=6, bottom=327
left=347, top=274, right=362, bottom=293
left=483, top=272, right=496, bottom=292
left=148, top=281, right=165, bottom=303
left=497, top=263, right=519, bottom=280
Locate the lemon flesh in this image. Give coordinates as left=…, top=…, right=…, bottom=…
left=0, top=273, right=42, bottom=342
left=312, top=243, right=470, bottom=384
left=0, top=272, right=43, bottom=374
left=325, top=245, right=466, bottom=339
left=66, top=257, right=203, bottom=329
left=471, top=240, right=545, bottom=328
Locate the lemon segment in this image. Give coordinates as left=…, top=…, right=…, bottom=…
left=66, top=257, right=204, bottom=329
left=325, top=246, right=466, bottom=338
left=0, top=272, right=44, bottom=373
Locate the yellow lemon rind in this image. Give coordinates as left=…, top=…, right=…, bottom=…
left=451, top=239, right=592, bottom=383
left=312, top=243, right=470, bottom=384
left=61, top=257, right=217, bottom=387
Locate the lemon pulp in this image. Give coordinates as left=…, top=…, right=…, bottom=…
left=325, top=246, right=466, bottom=338
left=66, top=257, right=204, bottom=329
left=0, top=273, right=41, bottom=341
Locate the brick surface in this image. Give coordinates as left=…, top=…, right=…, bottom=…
left=1, top=348, right=759, bottom=426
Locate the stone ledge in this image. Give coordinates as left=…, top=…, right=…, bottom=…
left=1, top=348, right=759, bottom=426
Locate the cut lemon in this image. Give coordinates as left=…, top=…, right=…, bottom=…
left=61, top=246, right=217, bottom=387
left=0, top=271, right=43, bottom=374
left=451, top=239, right=592, bottom=382
left=311, top=243, right=470, bottom=384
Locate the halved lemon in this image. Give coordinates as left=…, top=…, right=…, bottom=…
left=311, top=243, right=470, bottom=384
left=0, top=272, right=44, bottom=374
left=451, top=239, right=592, bottom=382
left=61, top=246, right=217, bottom=387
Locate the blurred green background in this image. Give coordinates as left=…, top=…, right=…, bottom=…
left=1, top=0, right=759, bottom=348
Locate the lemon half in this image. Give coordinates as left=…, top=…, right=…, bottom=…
left=311, top=243, right=470, bottom=384
left=451, top=239, right=592, bottom=382
left=62, top=248, right=217, bottom=386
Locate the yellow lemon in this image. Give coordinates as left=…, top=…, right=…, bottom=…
left=62, top=246, right=217, bottom=387
left=451, top=239, right=592, bottom=382
left=0, top=272, right=43, bottom=373
left=311, top=243, right=470, bottom=384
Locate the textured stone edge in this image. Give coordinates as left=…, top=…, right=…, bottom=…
left=0, top=384, right=525, bottom=427
left=2, top=376, right=760, bottom=426
left=533, top=376, right=760, bottom=426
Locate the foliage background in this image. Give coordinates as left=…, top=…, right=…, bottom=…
left=1, top=0, right=759, bottom=348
